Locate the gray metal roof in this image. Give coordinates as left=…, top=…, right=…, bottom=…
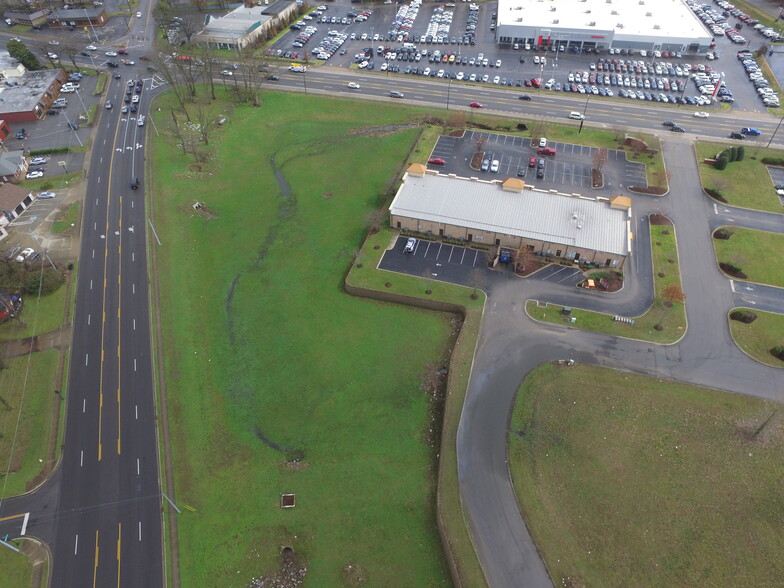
left=390, top=172, right=629, bottom=256
left=0, top=69, right=60, bottom=116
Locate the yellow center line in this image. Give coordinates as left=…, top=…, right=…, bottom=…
left=116, top=522, right=122, bottom=588
left=92, top=530, right=100, bottom=588
left=0, top=513, right=25, bottom=522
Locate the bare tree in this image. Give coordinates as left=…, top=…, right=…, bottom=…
left=152, top=54, right=191, bottom=120
left=62, top=43, right=80, bottom=71
left=178, top=13, right=203, bottom=43
left=593, top=148, right=608, bottom=172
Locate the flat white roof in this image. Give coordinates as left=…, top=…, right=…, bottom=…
left=198, top=6, right=271, bottom=40
left=497, top=0, right=710, bottom=41
left=390, top=172, right=628, bottom=256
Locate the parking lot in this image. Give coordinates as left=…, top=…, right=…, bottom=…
left=428, top=130, right=647, bottom=192
left=767, top=166, right=784, bottom=206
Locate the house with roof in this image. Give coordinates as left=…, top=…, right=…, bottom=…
left=389, top=165, right=631, bottom=268
left=192, top=0, right=298, bottom=51
left=0, top=69, right=66, bottom=122
left=0, top=181, right=35, bottom=240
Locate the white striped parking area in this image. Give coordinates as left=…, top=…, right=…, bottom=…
left=413, top=240, right=486, bottom=268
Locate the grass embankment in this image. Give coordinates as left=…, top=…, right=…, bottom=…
left=0, top=545, right=32, bottom=586
left=713, top=226, right=784, bottom=287
left=526, top=220, right=686, bottom=344
left=696, top=141, right=784, bottom=213
left=0, top=286, right=66, bottom=343
left=23, top=171, right=84, bottom=192
left=151, top=92, right=456, bottom=586
left=0, top=350, right=58, bottom=495
left=509, top=362, right=784, bottom=587
left=729, top=307, right=784, bottom=367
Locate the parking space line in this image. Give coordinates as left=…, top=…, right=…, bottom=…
left=447, top=245, right=454, bottom=262
left=459, top=248, right=466, bottom=264
left=423, top=241, right=432, bottom=257
left=472, top=250, right=479, bottom=267
left=436, top=242, right=444, bottom=259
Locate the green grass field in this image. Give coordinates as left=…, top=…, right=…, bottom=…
left=51, top=202, right=80, bottom=235
left=0, top=350, right=58, bottom=496
left=150, top=92, right=454, bottom=585
left=729, top=307, right=784, bottom=368
left=526, top=221, right=686, bottom=343
left=0, top=545, right=32, bottom=586
left=713, top=226, right=784, bottom=287
left=696, top=142, right=784, bottom=213
left=0, top=286, right=66, bottom=343
left=509, top=363, right=784, bottom=587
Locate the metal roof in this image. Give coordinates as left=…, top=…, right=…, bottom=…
left=390, top=172, right=628, bottom=256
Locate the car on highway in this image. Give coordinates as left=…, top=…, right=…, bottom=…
left=136, top=11, right=142, bottom=17
left=29, top=157, right=47, bottom=165
left=26, top=170, right=43, bottom=179
left=428, top=157, right=446, bottom=165
left=469, top=102, right=483, bottom=108
left=138, top=115, right=145, bottom=126
left=221, top=70, right=233, bottom=76
left=132, top=94, right=139, bottom=103
left=662, top=120, right=676, bottom=127
left=15, top=247, right=34, bottom=263
left=105, top=100, right=112, bottom=109
left=518, top=94, right=531, bottom=100
left=693, top=111, right=710, bottom=118
left=671, top=125, right=686, bottom=132
left=48, top=40, right=60, bottom=46
left=121, top=105, right=128, bottom=113
left=537, top=146, right=556, bottom=156
left=347, top=82, right=360, bottom=89
left=403, top=237, right=417, bottom=253
left=266, top=74, right=279, bottom=81
left=389, top=91, right=404, bottom=98
left=105, top=51, right=118, bottom=56
left=86, top=44, right=98, bottom=50
left=46, top=52, right=58, bottom=59
left=130, top=177, right=140, bottom=190
left=38, top=191, right=56, bottom=199
left=729, top=131, right=744, bottom=139
left=741, top=127, right=761, bottom=136
left=568, top=111, right=585, bottom=120
left=118, top=49, right=128, bottom=55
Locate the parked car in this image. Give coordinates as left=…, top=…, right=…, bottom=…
left=38, top=191, right=56, bottom=199
left=26, top=170, right=44, bottom=179
left=537, top=146, right=556, bottom=156
left=538, top=137, right=547, bottom=147
left=528, top=156, right=537, bottom=167
left=403, top=237, right=417, bottom=253
left=428, top=157, right=446, bottom=165
left=29, top=157, right=47, bottom=165
left=15, top=248, right=34, bottom=263
left=490, top=159, right=500, bottom=172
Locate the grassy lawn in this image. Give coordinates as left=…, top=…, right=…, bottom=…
left=0, top=546, right=32, bottom=587
left=508, top=362, right=784, bottom=587
left=526, top=220, right=686, bottom=344
left=0, top=350, right=59, bottom=495
left=0, top=287, right=66, bottom=343
left=151, top=92, right=456, bottom=586
left=696, top=141, right=784, bottom=213
left=729, top=307, right=784, bottom=368
left=712, top=226, right=784, bottom=287
left=51, top=202, right=80, bottom=235
left=22, top=171, right=84, bottom=193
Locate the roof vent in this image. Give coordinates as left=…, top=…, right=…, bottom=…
left=516, top=17, right=522, bottom=21
left=653, top=24, right=660, bottom=28
left=617, top=23, right=624, bottom=28
left=588, top=21, right=596, bottom=26
left=552, top=19, right=559, bottom=23
left=585, top=9, right=591, bottom=13
left=550, top=6, right=556, bottom=10
left=611, top=10, right=618, bottom=14
left=576, top=224, right=583, bottom=230
left=646, top=11, right=652, bottom=16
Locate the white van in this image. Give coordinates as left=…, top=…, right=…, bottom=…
left=568, top=112, right=585, bottom=120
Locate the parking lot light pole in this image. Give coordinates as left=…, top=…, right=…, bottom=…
left=758, top=114, right=784, bottom=157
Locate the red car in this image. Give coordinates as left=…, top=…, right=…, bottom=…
left=469, top=102, right=483, bottom=108
left=118, top=49, right=128, bottom=55
left=528, top=156, right=538, bottom=168
left=537, top=147, right=556, bottom=156
left=428, top=157, right=446, bottom=165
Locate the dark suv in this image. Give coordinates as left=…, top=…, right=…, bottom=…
left=130, top=177, right=140, bottom=190
left=729, top=132, right=744, bottom=140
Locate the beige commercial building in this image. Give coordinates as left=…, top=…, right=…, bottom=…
left=389, top=165, right=631, bottom=268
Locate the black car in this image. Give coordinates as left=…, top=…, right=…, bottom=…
left=517, top=168, right=526, bottom=177
left=518, top=94, right=531, bottom=100
left=671, top=125, right=685, bottom=133
left=662, top=120, right=676, bottom=127
left=266, top=74, right=279, bottom=81
left=536, top=167, right=544, bottom=178
left=130, top=177, right=140, bottom=190
left=107, top=61, right=119, bottom=68
left=729, top=132, right=745, bottom=140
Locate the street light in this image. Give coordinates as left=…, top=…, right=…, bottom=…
left=578, top=95, right=589, bottom=134
left=446, top=76, right=452, bottom=110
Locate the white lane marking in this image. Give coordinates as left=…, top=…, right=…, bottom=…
left=92, top=249, right=95, bottom=259
left=21, top=513, right=29, bottom=535
left=88, top=314, right=91, bottom=326
left=82, top=398, right=86, bottom=413
left=97, top=176, right=101, bottom=184
left=730, top=279, right=736, bottom=293
left=134, top=358, right=137, bottom=372
left=133, top=318, right=136, bottom=330
left=80, top=450, right=83, bottom=467
left=132, top=252, right=135, bottom=262
left=135, top=404, right=138, bottom=419
left=137, top=458, right=140, bottom=475
left=90, top=279, right=93, bottom=290
left=713, top=202, right=718, bottom=215
left=132, top=283, right=135, bottom=295
left=85, top=353, right=89, bottom=366
left=138, top=521, right=142, bottom=541
left=74, top=534, right=78, bottom=555
left=94, top=222, right=97, bottom=230
left=131, top=200, right=134, bottom=208
left=95, top=198, right=98, bottom=206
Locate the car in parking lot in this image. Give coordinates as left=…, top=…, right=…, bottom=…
left=536, top=166, right=544, bottom=178
left=537, top=146, right=556, bottom=156
left=490, top=159, right=500, bottom=173
left=15, top=248, right=35, bottom=263
left=29, top=157, right=47, bottom=165
left=38, top=191, right=56, bottom=199
left=468, top=102, right=482, bottom=108
left=741, top=127, right=761, bottom=136
left=528, top=156, right=537, bottom=168
left=26, top=170, right=44, bottom=179
left=428, top=157, right=445, bottom=165
left=538, top=137, right=547, bottom=148
left=403, top=237, right=417, bottom=253
left=517, top=167, right=526, bottom=177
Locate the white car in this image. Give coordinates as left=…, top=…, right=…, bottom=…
left=15, top=248, right=34, bottom=263
left=105, top=51, right=118, bottom=57
left=48, top=40, right=60, bottom=46
left=568, top=112, right=585, bottom=120
left=46, top=52, right=58, bottom=59
left=490, top=159, right=500, bottom=173
left=693, top=111, right=710, bottom=118
left=136, top=11, right=142, bottom=17
left=38, top=191, right=56, bottom=199
left=538, top=137, right=547, bottom=147
left=347, top=82, right=360, bottom=89
left=29, top=157, right=47, bottom=165
left=26, top=170, right=44, bottom=179
left=137, top=115, right=145, bottom=126
left=86, top=44, right=98, bottom=51
left=221, top=70, right=233, bottom=76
